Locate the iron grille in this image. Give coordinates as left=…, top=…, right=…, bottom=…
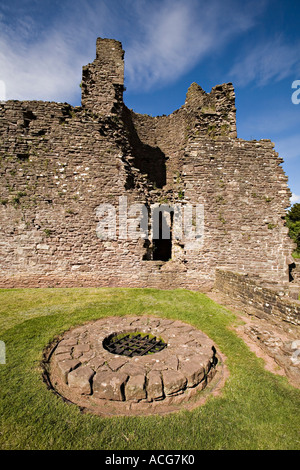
left=104, top=332, right=167, bottom=357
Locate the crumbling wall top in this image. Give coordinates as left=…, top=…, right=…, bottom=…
left=184, top=81, right=237, bottom=137
left=81, top=38, right=124, bottom=116
left=95, top=38, right=124, bottom=63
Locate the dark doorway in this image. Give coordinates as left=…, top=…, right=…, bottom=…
left=152, top=209, right=173, bottom=261
left=289, top=262, right=296, bottom=282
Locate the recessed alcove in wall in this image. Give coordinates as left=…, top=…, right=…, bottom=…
left=122, top=107, right=167, bottom=189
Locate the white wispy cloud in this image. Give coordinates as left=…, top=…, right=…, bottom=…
left=0, top=0, right=266, bottom=103
left=0, top=1, right=111, bottom=104
left=124, top=0, right=265, bottom=90
left=291, top=194, right=300, bottom=204
left=0, top=33, right=84, bottom=103
left=0, top=80, right=5, bottom=100
left=229, top=36, right=300, bottom=87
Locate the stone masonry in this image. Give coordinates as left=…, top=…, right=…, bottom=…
left=44, top=316, right=222, bottom=416
left=215, top=268, right=300, bottom=325
left=0, top=38, right=295, bottom=289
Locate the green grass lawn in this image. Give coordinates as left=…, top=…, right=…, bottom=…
left=0, top=287, right=299, bottom=450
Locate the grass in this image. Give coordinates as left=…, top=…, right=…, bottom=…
left=0, top=287, right=299, bottom=450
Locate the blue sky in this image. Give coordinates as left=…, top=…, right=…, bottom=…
left=0, top=0, right=299, bottom=207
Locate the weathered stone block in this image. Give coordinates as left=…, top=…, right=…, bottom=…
left=67, top=366, right=94, bottom=395
left=57, top=359, right=81, bottom=383
left=121, top=363, right=146, bottom=376
left=162, top=370, right=187, bottom=396
left=88, top=357, right=106, bottom=371
left=181, top=358, right=205, bottom=387
left=93, top=371, right=128, bottom=401
left=107, top=356, right=128, bottom=371
left=125, top=374, right=146, bottom=401
left=55, top=344, right=72, bottom=356
left=72, top=344, right=90, bottom=358
left=147, top=371, right=164, bottom=401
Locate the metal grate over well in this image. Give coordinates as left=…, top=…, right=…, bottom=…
left=103, top=331, right=167, bottom=357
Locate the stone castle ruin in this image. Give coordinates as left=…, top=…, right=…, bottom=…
left=0, top=38, right=297, bottom=294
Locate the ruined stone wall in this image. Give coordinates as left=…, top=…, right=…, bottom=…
left=81, top=38, right=124, bottom=116
left=0, top=97, right=200, bottom=289
left=0, top=37, right=295, bottom=289
left=128, top=81, right=237, bottom=189
left=214, top=269, right=300, bottom=325
left=128, top=82, right=293, bottom=285
left=0, top=100, right=133, bottom=284
left=182, top=136, right=293, bottom=284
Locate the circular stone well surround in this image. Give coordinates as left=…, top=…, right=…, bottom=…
left=44, top=316, right=224, bottom=416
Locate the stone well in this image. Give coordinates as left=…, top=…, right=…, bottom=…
left=43, top=316, right=225, bottom=416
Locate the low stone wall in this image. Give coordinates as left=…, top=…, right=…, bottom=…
left=214, top=268, right=300, bottom=326
left=0, top=265, right=212, bottom=291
